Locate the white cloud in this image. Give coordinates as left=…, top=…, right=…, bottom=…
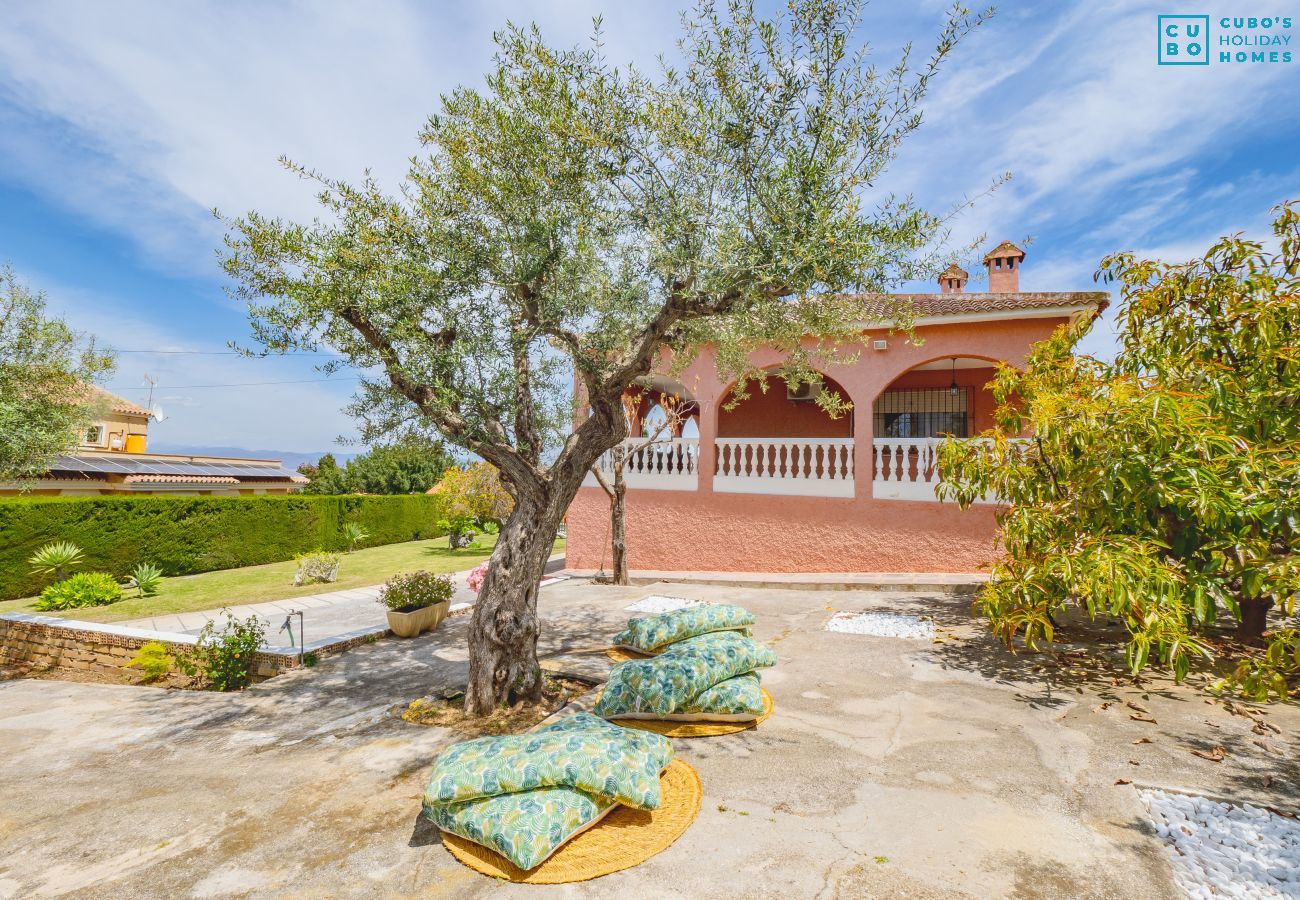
left=0, top=0, right=1296, bottom=444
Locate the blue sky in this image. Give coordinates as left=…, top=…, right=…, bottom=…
left=0, top=0, right=1296, bottom=452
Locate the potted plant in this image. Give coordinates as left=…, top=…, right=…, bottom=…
left=378, top=570, right=454, bottom=638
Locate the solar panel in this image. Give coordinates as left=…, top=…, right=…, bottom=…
left=50, top=454, right=300, bottom=481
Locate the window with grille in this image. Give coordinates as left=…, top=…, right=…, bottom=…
left=873, top=388, right=970, bottom=438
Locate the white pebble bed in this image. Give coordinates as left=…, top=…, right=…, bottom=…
left=1139, top=788, right=1300, bottom=898
left=624, top=595, right=703, bottom=614
left=825, top=611, right=935, bottom=640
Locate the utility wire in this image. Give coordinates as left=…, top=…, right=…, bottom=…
left=111, top=377, right=362, bottom=390
left=109, top=348, right=340, bottom=356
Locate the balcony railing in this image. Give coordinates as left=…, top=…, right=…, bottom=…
left=586, top=438, right=700, bottom=491
left=581, top=436, right=1009, bottom=501
left=871, top=437, right=1017, bottom=503
left=714, top=437, right=854, bottom=498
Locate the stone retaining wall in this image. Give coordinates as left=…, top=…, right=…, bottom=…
left=1, top=614, right=303, bottom=684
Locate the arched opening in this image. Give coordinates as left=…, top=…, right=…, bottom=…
left=718, top=371, right=853, bottom=438
left=713, top=370, right=855, bottom=496
left=623, top=376, right=700, bottom=438
left=871, top=355, right=1002, bottom=500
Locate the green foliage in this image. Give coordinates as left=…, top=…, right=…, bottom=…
left=34, top=571, right=123, bottom=611
left=294, top=550, right=342, bottom=585
left=433, top=463, right=513, bottom=547
left=189, top=612, right=266, bottom=691
left=0, top=265, right=115, bottom=483
left=343, top=438, right=456, bottom=494
left=297, top=438, right=457, bottom=495
left=377, top=569, right=454, bottom=611
left=938, top=202, right=1300, bottom=696
left=125, top=641, right=175, bottom=683
left=28, top=540, right=84, bottom=582
left=341, top=522, right=369, bottom=553
left=296, top=452, right=348, bottom=494
left=0, top=493, right=446, bottom=601
left=127, top=561, right=164, bottom=597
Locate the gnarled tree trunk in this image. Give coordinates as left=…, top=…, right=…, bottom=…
left=464, top=493, right=566, bottom=714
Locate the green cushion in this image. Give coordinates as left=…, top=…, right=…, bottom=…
left=427, top=786, right=614, bottom=871
left=614, top=603, right=757, bottom=652
left=422, top=714, right=674, bottom=871
left=596, top=631, right=777, bottom=718
left=681, top=672, right=765, bottom=717
left=423, top=712, right=672, bottom=809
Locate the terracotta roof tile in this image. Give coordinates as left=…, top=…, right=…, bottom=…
left=123, top=474, right=240, bottom=485
left=853, top=290, right=1109, bottom=319
left=84, top=384, right=152, bottom=418
left=982, top=240, right=1026, bottom=262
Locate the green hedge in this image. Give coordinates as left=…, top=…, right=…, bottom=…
left=0, top=494, right=446, bottom=601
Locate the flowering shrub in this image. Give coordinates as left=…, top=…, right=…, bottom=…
left=378, top=570, right=454, bottom=612
left=187, top=612, right=265, bottom=691
left=467, top=561, right=489, bottom=594
left=34, top=571, right=123, bottom=610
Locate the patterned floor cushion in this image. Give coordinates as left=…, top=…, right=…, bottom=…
left=605, top=672, right=766, bottom=722
left=422, top=713, right=674, bottom=870
left=596, top=631, right=777, bottom=718
left=427, top=785, right=617, bottom=871
left=613, top=603, right=756, bottom=653
left=424, top=712, right=671, bottom=809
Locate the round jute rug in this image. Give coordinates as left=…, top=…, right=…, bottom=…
left=608, top=687, right=774, bottom=738
left=440, top=759, right=702, bottom=884
left=605, top=646, right=655, bottom=663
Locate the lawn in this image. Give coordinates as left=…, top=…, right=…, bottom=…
left=0, top=535, right=564, bottom=624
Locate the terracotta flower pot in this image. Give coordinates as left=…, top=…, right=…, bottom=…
left=386, top=600, right=450, bottom=638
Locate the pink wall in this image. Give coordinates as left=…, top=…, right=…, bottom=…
left=566, top=315, right=1070, bottom=573
left=718, top=373, right=853, bottom=438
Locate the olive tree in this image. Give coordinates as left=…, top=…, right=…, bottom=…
left=222, top=0, right=987, bottom=714
left=0, top=265, right=114, bottom=483
left=590, top=391, right=690, bottom=585
left=938, top=202, right=1300, bottom=699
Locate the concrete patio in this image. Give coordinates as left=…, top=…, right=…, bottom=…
left=0, top=579, right=1295, bottom=897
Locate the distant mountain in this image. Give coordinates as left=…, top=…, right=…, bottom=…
left=146, top=443, right=358, bottom=470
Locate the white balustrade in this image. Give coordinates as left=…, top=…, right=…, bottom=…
left=871, top=438, right=1019, bottom=502
left=714, top=437, right=854, bottom=498
left=871, top=438, right=943, bottom=501
left=583, top=438, right=700, bottom=491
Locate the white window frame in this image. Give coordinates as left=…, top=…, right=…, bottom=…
left=83, top=424, right=107, bottom=447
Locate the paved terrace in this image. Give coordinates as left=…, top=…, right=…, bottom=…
left=1, top=580, right=1295, bottom=897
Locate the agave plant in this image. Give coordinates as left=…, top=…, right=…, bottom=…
left=126, top=562, right=164, bottom=597
left=28, top=541, right=84, bottom=581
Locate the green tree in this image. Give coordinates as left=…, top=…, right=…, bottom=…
left=0, top=265, right=114, bottom=482
left=222, top=0, right=986, bottom=714
left=343, top=438, right=455, bottom=494
left=296, top=452, right=348, bottom=494
left=938, top=202, right=1300, bottom=699
left=433, top=462, right=515, bottom=547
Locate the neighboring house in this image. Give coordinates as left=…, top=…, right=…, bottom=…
left=566, top=243, right=1108, bottom=574
left=0, top=385, right=306, bottom=496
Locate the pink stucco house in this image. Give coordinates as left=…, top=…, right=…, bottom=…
left=565, top=243, right=1108, bottom=574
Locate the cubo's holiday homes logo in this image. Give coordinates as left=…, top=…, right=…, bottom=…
left=1159, top=15, right=1293, bottom=66
left=1158, top=15, right=1209, bottom=64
